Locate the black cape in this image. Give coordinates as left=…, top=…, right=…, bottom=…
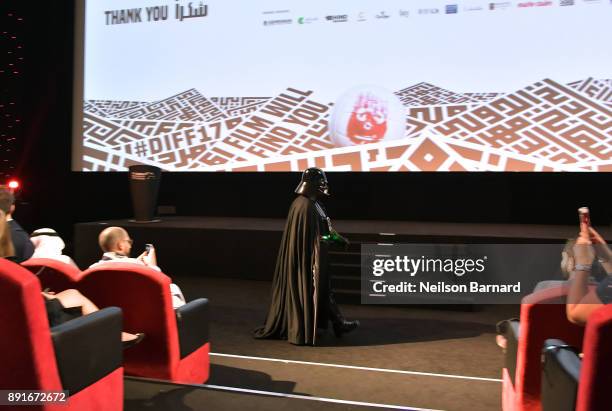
left=254, top=195, right=329, bottom=345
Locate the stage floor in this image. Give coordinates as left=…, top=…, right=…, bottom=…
left=74, top=216, right=606, bottom=281
left=129, top=275, right=517, bottom=411
left=76, top=215, right=604, bottom=239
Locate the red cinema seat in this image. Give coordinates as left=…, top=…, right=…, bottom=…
left=575, top=304, right=612, bottom=411
left=502, top=286, right=585, bottom=411
left=540, top=304, right=612, bottom=411
left=0, top=258, right=123, bottom=411
left=79, top=263, right=210, bottom=384
left=22, top=258, right=82, bottom=292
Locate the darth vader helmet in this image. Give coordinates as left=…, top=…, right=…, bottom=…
left=295, top=167, right=330, bottom=197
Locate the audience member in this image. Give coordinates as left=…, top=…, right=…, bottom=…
left=0, top=210, right=15, bottom=259
left=496, top=227, right=612, bottom=349
left=42, top=288, right=144, bottom=347
left=0, top=186, right=34, bottom=262
left=90, top=226, right=186, bottom=308
left=532, top=238, right=604, bottom=292
left=0, top=213, right=144, bottom=348
left=566, top=226, right=612, bottom=325
left=30, top=228, right=78, bottom=268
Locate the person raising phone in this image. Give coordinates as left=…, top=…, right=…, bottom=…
left=566, top=208, right=612, bottom=325
left=90, top=226, right=186, bottom=308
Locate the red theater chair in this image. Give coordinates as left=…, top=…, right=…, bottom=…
left=541, top=304, right=612, bottom=411
left=501, top=286, right=585, bottom=411
left=0, top=259, right=124, bottom=411
left=22, top=258, right=82, bottom=291
left=79, top=263, right=210, bottom=384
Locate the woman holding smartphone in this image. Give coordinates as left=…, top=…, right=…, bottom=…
left=566, top=209, right=612, bottom=325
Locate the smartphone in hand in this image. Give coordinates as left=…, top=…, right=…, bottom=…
left=578, top=207, right=591, bottom=227
left=578, top=207, right=591, bottom=237
left=145, top=243, right=154, bottom=254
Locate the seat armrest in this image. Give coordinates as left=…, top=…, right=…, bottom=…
left=176, top=298, right=209, bottom=358
left=51, top=307, right=123, bottom=395
left=498, top=319, right=520, bottom=386
left=541, top=338, right=581, bottom=411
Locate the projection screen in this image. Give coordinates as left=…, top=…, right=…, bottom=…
left=72, top=0, right=612, bottom=172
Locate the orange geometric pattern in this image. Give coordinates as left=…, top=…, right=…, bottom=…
left=80, top=78, right=612, bottom=171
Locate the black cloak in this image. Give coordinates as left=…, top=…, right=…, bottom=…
left=254, top=195, right=330, bottom=345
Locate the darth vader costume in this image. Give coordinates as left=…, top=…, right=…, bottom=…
left=254, top=168, right=359, bottom=345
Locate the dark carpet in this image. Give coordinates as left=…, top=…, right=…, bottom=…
left=125, top=377, right=384, bottom=410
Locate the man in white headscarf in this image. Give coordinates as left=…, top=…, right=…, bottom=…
left=30, top=228, right=78, bottom=268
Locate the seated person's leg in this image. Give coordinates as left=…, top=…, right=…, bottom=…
left=52, top=289, right=99, bottom=315
left=45, top=289, right=142, bottom=343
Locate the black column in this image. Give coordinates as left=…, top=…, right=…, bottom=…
left=129, top=165, right=161, bottom=222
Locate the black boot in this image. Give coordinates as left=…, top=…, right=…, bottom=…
left=332, top=319, right=360, bottom=338
left=328, top=292, right=359, bottom=338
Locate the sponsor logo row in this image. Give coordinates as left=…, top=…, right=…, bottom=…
left=262, top=0, right=608, bottom=26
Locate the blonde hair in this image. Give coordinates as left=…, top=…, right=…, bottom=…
left=560, top=238, right=576, bottom=279
left=0, top=210, right=15, bottom=258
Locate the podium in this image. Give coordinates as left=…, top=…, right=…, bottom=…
left=129, top=165, right=161, bottom=223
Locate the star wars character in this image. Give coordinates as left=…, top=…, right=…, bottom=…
left=254, top=168, right=359, bottom=345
